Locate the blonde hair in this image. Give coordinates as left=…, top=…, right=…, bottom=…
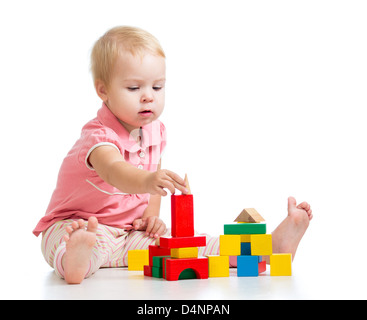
left=90, top=26, right=165, bottom=88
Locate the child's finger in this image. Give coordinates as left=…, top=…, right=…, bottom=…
left=123, top=224, right=134, bottom=231
left=171, top=179, right=189, bottom=194
left=155, top=223, right=167, bottom=238
left=133, top=219, right=146, bottom=231
left=165, top=177, right=188, bottom=194
left=132, top=220, right=140, bottom=230
left=145, top=217, right=156, bottom=236
left=157, top=178, right=176, bottom=195
left=165, top=170, right=185, bottom=186
left=164, top=171, right=188, bottom=193
left=150, top=219, right=164, bottom=237
left=155, top=187, right=168, bottom=197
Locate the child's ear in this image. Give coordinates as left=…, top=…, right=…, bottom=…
left=95, top=80, right=109, bottom=101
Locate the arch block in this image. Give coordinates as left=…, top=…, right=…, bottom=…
left=163, top=257, right=209, bottom=281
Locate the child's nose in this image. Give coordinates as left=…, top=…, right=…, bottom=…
left=141, top=90, right=154, bottom=103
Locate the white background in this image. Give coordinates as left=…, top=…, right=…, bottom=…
left=0, top=0, right=366, bottom=299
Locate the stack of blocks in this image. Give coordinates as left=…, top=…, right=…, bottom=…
left=140, top=188, right=209, bottom=281
left=128, top=179, right=292, bottom=279
left=220, top=208, right=292, bottom=277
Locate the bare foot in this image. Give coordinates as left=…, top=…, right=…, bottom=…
left=270, top=197, right=313, bottom=261
left=62, top=217, right=98, bottom=284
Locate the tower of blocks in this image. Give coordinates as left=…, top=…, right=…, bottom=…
left=220, top=208, right=292, bottom=277
left=129, top=175, right=209, bottom=281
left=128, top=176, right=292, bottom=280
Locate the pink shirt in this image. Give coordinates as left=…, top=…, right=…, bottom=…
left=33, top=103, right=166, bottom=236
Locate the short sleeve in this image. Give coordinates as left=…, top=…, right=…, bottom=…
left=78, top=126, right=122, bottom=170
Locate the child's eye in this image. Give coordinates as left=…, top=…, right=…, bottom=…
left=127, top=87, right=139, bottom=91
left=153, top=86, right=162, bottom=91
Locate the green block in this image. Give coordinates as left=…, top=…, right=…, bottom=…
left=152, top=266, right=163, bottom=278
left=152, top=256, right=170, bottom=268
left=224, top=223, right=266, bottom=235
left=179, top=268, right=197, bottom=280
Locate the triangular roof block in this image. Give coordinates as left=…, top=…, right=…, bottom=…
left=234, top=208, right=265, bottom=223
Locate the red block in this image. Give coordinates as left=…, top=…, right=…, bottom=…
left=144, top=265, right=153, bottom=277
left=162, top=257, right=168, bottom=279
left=163, top=257, right=209, bottom=281
left=171, top=195, right=194, bottom=237
left=258, top=260, right=266, bottom=274
left=148, top=245, right=171, bottom=266
left=159, top=235, right=206, bottom=249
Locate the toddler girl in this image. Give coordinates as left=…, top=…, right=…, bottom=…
left=33, top=26, right=312, bottom=284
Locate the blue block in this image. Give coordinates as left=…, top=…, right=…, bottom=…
left=237, top=256, right=259, bottom=277
left=241, top=242, right=251, bottom=255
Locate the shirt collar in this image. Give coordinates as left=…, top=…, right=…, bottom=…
left=97, top=103, right=162, bottom=152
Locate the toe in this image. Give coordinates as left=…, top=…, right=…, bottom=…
left=87, top=216, right=98, bottom=233
left=71, top=220, right=80, bottom=230
left=65, top=226, right=73, bottom=235
left=77, top=219, right=86, bottom=229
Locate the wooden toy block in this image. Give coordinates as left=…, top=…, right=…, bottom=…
left=144, top=265, right=152, bottom=277
left=224, top=223, right=266, bottom=235
left=152, top=255, right=171, bottom=268
left=270, top=253, right=292, bottom=276
left=229, top=256, right=263, bottom=268
left=258, top=260, right=266, bottom=274
left=162, top=257, right=168, bottom=279
left=163, top=257, right=209, bottom=281
left=178, top=268, right=197, bottom=280
left=207, top=255, right=229, bottom=277
left=241, top=242, right=251, bottom=255
left=234, top=208, right=265, bottom=223
left=240, top=234, right=251, bottom=242
left=171, top=194, right=195, bottom=237
left=250, top=234, right=273, bottom=256
left=159, top=235, right=206, bottom=249
left=219, top=235, right=241, bottom=256
left=128, top=250, right=149, bottom=271
left=148, top=245, right=171, bottom=266
left=184, top=174, right=191, bottom=194
left=171, top=247, right=198, bottom=259
left=237, top=255, right=259, bottom=277
left=152, top=266, right=163, bottom=278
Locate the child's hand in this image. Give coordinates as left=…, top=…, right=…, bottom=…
left=132, top=216, right=167, bottom=238
left=145, top=169, right=188, bottom=196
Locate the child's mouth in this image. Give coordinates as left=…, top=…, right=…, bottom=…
left=139, top=110, right=153, bottom=117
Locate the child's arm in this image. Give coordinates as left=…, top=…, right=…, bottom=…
left=88, top=145, right=188, bottom=195
left=132, top=160, right=165, bottom=237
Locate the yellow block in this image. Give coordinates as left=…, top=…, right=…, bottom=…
left=207, top=255, right=229, bottom=277
left=251, top=234, right=273, bottom=256
left=219, top=235, right=241, bottom=256
left=240, top=234, right=251, bottom=243
left=171, top=247, right=198, bottom=259
left=128, top=250, right=149, bottom=271
left=270, top=253, right=292, bottom=276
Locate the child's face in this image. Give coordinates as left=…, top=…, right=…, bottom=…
left=101, top=52, right=166, bottom=133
